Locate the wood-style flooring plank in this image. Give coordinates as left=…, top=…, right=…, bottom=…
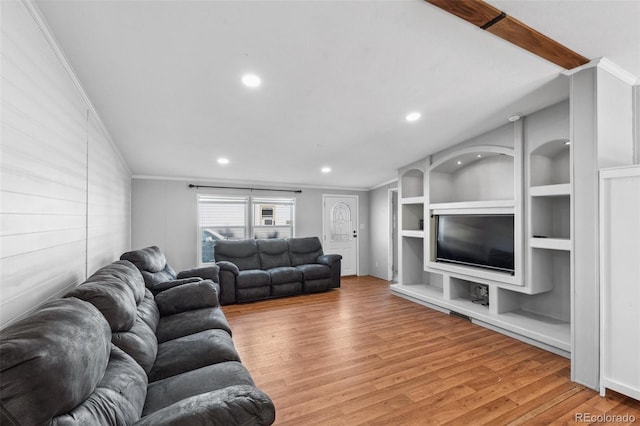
left=224, top=276, right=640, bottom=425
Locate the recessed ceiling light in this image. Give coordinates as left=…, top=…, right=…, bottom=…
left=321, top=166, right=332, bottom=173
left=477, top=154, right=483, bottom=158
left=564, top=140, right=571, bottom=145
left=457, top=160, right=462, bottom=165
left=241, top=74, right=261, bottom=88
left=508, top=113, right=522, bottom=122
left=405, top=112, right=421, bottom=122
left=217, top=157, right=230, bottom=165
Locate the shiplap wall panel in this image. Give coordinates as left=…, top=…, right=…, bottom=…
left=0, top=0, right=131, bottom=327
left=87, top=112, right=131, bottom=274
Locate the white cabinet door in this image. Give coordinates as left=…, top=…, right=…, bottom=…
left=600, top=165, right=640, bottom=400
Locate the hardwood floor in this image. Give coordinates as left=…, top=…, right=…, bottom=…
left=223, top=276, right=640, bottom=425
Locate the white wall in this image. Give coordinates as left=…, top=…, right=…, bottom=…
left=131, top=178, right=369, bottom=274
left=0, top=0, right=131, bottom=327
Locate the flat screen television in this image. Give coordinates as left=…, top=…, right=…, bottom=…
left=435, top=214, right=514, bottom=274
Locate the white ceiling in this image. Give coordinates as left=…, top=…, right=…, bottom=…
left=35, top=0, right=640, bottom=190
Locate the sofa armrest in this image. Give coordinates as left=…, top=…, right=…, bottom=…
left=155, top=279, right=219, bottom=316
left=317, top=254, right=342, bottom=266
left=134, top=386, right=275, bottom=426
left=177, top=265, right=219, bottom=283
left=152, top=277, right=202, bottom=294
left=216, top=261, right=240, bottom=276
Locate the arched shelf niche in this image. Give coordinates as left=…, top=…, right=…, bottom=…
left=530, top=139, right=570, bottom=187
left=400, top=168, right=424, bottom=200
left=429, top=146, right=515, bottom=204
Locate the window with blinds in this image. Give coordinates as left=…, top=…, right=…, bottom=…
left=251, top=197, right=295, bottom=240
left=197, top=194, right=295, bottom=264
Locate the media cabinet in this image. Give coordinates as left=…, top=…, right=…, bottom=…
left=392, top=101, right=572, bottom=357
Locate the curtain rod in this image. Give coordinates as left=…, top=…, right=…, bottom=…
left=188, top=184, right=302, bottom=194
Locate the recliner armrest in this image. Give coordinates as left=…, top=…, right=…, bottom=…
left=152, top=277, right=202, bottom=295
left=216, top=261, right=240, bottom=276
left=317, top=254, right=342, bottom=266
left=154, top=279, right=219, bottom=316
left=134, top=386, right=275, bottom=426
left=177, top=265, right=219, bottom=283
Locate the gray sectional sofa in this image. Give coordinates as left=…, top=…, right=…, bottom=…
left=212, top=237, right=342, bottom=304
left=0, top=256, right=275, bottom=425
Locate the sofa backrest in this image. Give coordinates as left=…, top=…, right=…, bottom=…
left=288, top=236, right=324, bottom=266
left=257, top=239, right=291, bottom=270
left=121, top=246, right=178, bottom=288
left=0, top=298, right=147, bottom=425
left=65, top=260, right=160, bottom=374
left=214, top=240, right=261, bottom=270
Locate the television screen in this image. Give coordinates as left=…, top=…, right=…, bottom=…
left=436, top=214, right=514, bottom=273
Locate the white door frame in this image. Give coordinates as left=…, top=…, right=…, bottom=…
left=322, top=194, right=359, bottom=276
left=388, top=188, right=398, bottom=281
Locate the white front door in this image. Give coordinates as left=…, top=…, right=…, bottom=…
left=323, top=195, right=358, bottom=276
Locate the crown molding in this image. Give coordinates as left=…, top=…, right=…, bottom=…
left=131, top=175, right=370, bottom=193
left=368, top=178, right=399, bottom=191
left=562, top=57, right=638, bottom=86
left=21, top=0, right=131, bottom=176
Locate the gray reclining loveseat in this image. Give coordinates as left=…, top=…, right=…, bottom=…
left=213, top=236, right=342, bottom=304
left=0, top=258, right=275, bottom=425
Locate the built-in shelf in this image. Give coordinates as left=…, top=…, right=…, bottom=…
left=429, top=199, right=515, bottom=210
left=530, top=237, right=571, bottom=251
left=391, top=282, right=571, bottom=354
left=530, top=184, right=571, bottom=197
left=401, top=230, right=424, bottom=238
left=401, top=196, right=424, bottom=205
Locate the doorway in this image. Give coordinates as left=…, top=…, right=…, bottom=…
left=388, top=189, right=398, bottom=282
left=322, top=194, right=358, bottom=276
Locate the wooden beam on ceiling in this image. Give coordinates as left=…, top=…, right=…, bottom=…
left=425, top=0, right=589, bottom=70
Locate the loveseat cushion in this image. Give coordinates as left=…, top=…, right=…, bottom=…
left=236, top=270, right=271, bottom=289
left=155, top=279, right=219, bottom=316
left=0, top=298, right=111, bottom=425
left=295, top=263, right=331, bottom=280
left=288, top=237, right=324, bottom=266
left=213, top=240, right=261, bottom=271
left=156, top=307, right=232, bottom=343
left=143, top=361, right=258, bottom=416
left=149, top=329, right=241, bottom=382
left=257, top=238, right=291, bottom=269
left=268, top=266, right=302, bottom=284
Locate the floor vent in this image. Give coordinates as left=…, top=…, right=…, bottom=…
left=450, top=311, right=471, bottom=321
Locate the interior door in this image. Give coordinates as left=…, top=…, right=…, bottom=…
left=323, top=195, right=358, bottom=276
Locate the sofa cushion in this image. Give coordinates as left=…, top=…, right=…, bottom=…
left=111, top=315, right=158, bottom=375
left=257, top=239, right=291, bottom=270
left=149, top=329, right=241, bottom=382
left=0, top=298, right=111, bottom=425
left=136, top=386, right=275, bottom=426
left=143, top=362, right=256, bottom=416
left=236, top=269, right=271, bottom=289
left=51, top=345, right=148, bottom=425
left=295, top=263, right=331, bottom=280
left=100, top=260, right=147, bottom=304
left=156, top=307, right=232, bottom=343
left=65, top=274, right=138, bottom=332
left=213, top=240, right=261, bottom=271
left=288, top=237, right=324, bottom=266
left=268, top=266, right=302, bottom=285
left=138, top=289, right=161, bottom=332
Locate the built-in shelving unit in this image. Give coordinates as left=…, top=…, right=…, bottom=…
left=392, top=101, right=573, bottom=357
